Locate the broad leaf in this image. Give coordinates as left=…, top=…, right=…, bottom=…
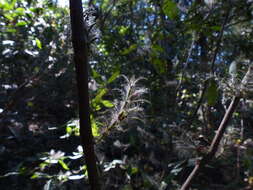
left=205, top=79, right=218, bottom=106
left=162, top=0, right=179, bottom=20
left=16, top=21, right=27, bottom=27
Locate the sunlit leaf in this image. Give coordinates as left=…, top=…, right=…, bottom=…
left=94, top=88, right=108, bottom=102
left=30, top=173, right=39, bottom=179
left=6, top=28, right=16, bottom=33
left=229, top=61, right=237, bottom=76
left=16, top=21, right=27, bottom=27
left=66, top=126, right=72, bottom=135
left=101, top=100, right=114, bottom=108
left=4, top=13, right=13, bottom=20
left=15, top=7, right=25, bottom=16
left=119, top=26, right=129, bottom=35
left=107, top=70, right=120, bottom=84
left=131, top=167, right=138, bottom=175
left=68, top=174, right=85, bottom=180
left=91, top=115, right=100, bottom=137
left=0, top=0, right=15, bottom=10
left=58, top=160, right=69, bottom=170
left=35, top=38, right=42, bottom=49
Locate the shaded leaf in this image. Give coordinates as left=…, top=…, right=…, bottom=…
left=121, top=44, right=137, bottom=55
left=205, top=79, right=218, bottom=106
left=107, top=70, right=120, bottom=84
left=152, top=58, right=167, bottom=74
left=162, top=0, right=179, bottom=20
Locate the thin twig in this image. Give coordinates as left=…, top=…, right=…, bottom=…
left=187, top=79, right=209, bottom=126
left=210, top=9, right=230, bottom=74
left=180, top=96, right=240, bottom=190
left=176, top=32, right=195, bottom=92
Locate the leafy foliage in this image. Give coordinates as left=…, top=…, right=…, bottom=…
left=0, top=0, right=253, bottom=189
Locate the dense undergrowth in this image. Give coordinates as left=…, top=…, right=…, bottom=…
left=1, top=0, right=253, bottom=189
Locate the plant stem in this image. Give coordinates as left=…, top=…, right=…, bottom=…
left=69, top=0, right=101, bottom=189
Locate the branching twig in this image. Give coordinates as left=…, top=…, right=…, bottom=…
left=180, top=96, right=240, bottom=190
left=210, top=9, right=230, bottom=74
left=180, top=62, right=253, bottom=189
left=96, top=76, right=147, bottom=143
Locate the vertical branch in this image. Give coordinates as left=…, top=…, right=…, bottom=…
left=69, top=1, right=100, bottom=190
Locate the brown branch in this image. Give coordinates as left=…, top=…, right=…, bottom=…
left=208, top=96, right=240, bottom=157
left=180, top=96, right=240, bottom=190
left=69, top=1, right=101, bottom=190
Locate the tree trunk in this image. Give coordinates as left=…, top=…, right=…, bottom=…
left=69, top=1, right=101, bottom=189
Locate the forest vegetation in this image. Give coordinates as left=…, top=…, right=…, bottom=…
left=0, top=0, right=253, bottom=189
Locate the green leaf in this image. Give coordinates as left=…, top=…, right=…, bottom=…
left=107, top=70, right=120, bottom=84
left=15, top=21, right=27, bottom=27
left=15, top=7, right=25, bottom=16
left=151, top=44, right=164, bottom=54
left=131, top=167, right=139, bottom=175
left=30, top=173, right=39, bottom=179
left=91, top=115, right=100, bottom=137
left=66, top=126, right=72, bottom=135
left=92, top=103, right=101, bottom=111
left=152, top=58, right=167, bottom=74
left=35, top=38, right=42, bottom=49
left=211, top=25, right=221, bottom=31
left=91, top=121, right=99, bottom=137
left=4, top=13, right=13, bottom=20
left=101, top=100, right=114, bottom=108
left=6, top=27, right=16, bottom=33
left=91, top=69, right=102, bottom=82
left=94, top=88, right=108, bottom=102
left=162, top=0, right=179, bottom=20
left=0, top=0, right=16, bottom=10
left=27, top=101, right=34, bottom=107
left=58, top=160, right=69, bottom=170
left=121, top=44, right=137, bottom=55
left=205, top=79, right=218, bottom=106
left=119, top=26, right=129, bottom=35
